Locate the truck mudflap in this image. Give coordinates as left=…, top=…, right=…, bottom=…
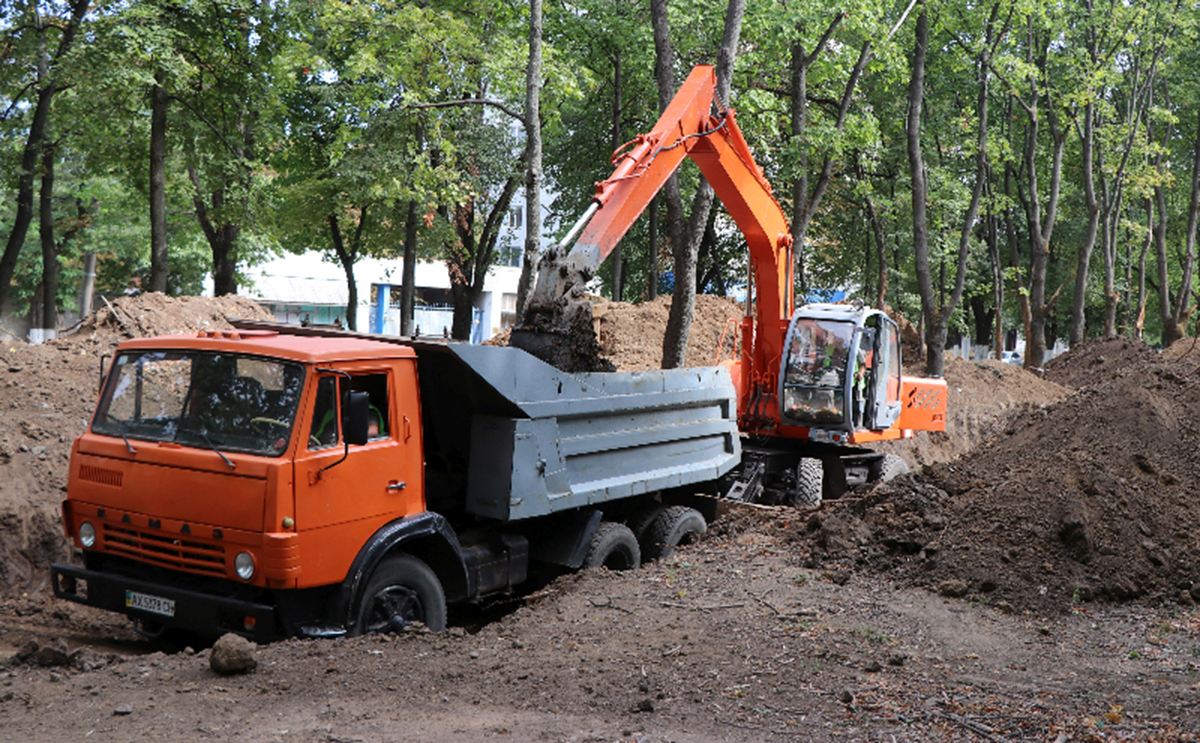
left=50, top=563, right=276, bottom=643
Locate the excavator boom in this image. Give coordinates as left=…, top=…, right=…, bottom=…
left=515, top=65, right=793, bottom=378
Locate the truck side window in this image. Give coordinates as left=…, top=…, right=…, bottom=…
left=307, top=373, right=390, bottom=449
left=309, top=377, right=339, bottom=449
left=350, top=373, right=390, bottom=440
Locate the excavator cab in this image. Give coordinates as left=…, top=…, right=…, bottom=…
left=778, top=304, right=903, bottom=439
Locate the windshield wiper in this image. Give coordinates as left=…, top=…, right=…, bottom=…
left=199, top=431, right=236, bottom=470
left=102, top=416, right=138, bottom=454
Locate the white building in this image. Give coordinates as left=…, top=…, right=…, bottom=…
left=241, top=199, right=547, bottom=343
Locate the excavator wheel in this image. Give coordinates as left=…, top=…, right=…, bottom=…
left=789, top=458, right=824, bottom=507
left=871, top=454, right=909, bottom=482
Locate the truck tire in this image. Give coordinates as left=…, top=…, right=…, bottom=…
left=627, top=504, right=667, bottom=545
left=356, top=554, right=447, bottom=634
left=790, top=458, right=824, bottom=507
left=582, top=522, right=641, bottom=571
left=642, top=506, right=706, bottom=562
left=872, top=453, right=909, bottom=482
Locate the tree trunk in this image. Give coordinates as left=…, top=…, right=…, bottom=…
left=650, top=0, right=688, bottom=365
left=79, top=252, right=97, bottom=317
left=907, top=7, right=941, bottom=374
left=1153, top=167, right=1179, bottom=344
left=987, top=207, right=1004, bottom=357
left=1134, top=197, right=1151, bottom=339
left=647, top=197, right=658, bottom=301
left=659, top=0, right=745, bottom=369
left=610, top=50, right=624, bottom=302
left=38, top=146, right=58, bottom=340
left=1018, top=33, right=1067, bottom=369
left=149, top=70, right=169, bottom=293
left=1173, top=105, right=1200, bottom=340
left=515, top=0, right=544, bottom=318
left=328, top=208, right=368, bottom=331
left=400, top=199, right=418, bottom=336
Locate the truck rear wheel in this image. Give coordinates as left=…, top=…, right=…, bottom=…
left=790, top=458, right=824, bottom=507
left=356, top=554, right=447, bottom=634
left=642, top=506, right=706, bottom=562
left=582, top=522, right=641, bottom=571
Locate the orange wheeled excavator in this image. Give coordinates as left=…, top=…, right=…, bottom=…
left=513, top=65, right=946, bottom=505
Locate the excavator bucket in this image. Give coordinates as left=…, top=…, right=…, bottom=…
left=509, top=297, right=614, bottom=374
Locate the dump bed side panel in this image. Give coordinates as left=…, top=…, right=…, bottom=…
left=419, top=345, right=740, bottom=522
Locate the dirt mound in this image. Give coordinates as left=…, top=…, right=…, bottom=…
left=1043, top=335, right=1161, bottom=389
left=874, top=356, right=1069, bottom=468
left=0, top=293, right=275, bottom=594
left=61, top=292, right=275, bottom=351
left=592, top=294, right=744, bottom=371
left=800, top=337, right=1200, bottom=614
left=1162, top=335, right=1200, bottom=362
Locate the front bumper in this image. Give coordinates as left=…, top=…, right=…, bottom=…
left=51, top=563, right=277, bottom=642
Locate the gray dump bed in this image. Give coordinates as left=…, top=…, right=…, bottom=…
left=413, top=343, right=740, bottom=522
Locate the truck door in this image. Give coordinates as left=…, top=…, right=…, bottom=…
left=293, top=366, right=423, bottom=581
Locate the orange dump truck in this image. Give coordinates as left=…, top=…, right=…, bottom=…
left=51, top=323, right=740, bottom=641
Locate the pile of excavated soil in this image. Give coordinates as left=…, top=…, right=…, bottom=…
left=874, top=356, right=1070, bottom=467
left=0, top=293, right=275, bottom=594
left=62, top=293, right=274, bottom=352
left=798, top=336, right=1200, bottom=614
left=592, top=294, right=745, bottom=371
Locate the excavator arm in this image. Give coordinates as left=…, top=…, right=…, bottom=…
left=515, top=65, right=794, bottom=378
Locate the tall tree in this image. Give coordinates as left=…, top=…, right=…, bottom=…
left=516, top=0, right=544, bottom=318
left=0, top=0, right=88, bottom=313
left=910, top=1, right=997, bottom=376
left=655, top=0, right=745, bottom=369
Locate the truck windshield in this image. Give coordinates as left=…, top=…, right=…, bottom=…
left=92, top=350, right=305, bottom=458
left=780, top=319, right=854, bottom=426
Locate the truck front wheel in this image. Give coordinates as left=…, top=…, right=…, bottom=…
left=356, top=554, right=447, bottom=634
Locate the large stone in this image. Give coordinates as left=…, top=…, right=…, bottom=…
left=209, top=634, right=258, bottom=675
left=937, top=579, right=969, bottom=598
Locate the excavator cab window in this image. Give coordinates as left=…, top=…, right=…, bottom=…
left=780, top=319, right=855, bottom=426
left=865, top=314, right=903, bottom=430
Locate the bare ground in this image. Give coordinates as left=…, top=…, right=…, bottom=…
left=0, top=294, right=1197, bottom=741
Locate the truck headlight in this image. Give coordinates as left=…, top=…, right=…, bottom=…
left=234, top=552, right=255, bottom=581
left=79, top=522, right=96, bottom=548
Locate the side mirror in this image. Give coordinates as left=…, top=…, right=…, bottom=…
left=342, top=390, right=371, bottom=446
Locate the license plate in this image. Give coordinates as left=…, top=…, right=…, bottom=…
left=125, top=590, right=176, bottom=617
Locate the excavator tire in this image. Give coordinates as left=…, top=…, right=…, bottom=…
left=790, top=458, right=824, bottom=507
left=582, top=522, right=641, bottom=571
left=642, top=506, right=707, bottom=562
left=872, top=454, right=909, bottom=482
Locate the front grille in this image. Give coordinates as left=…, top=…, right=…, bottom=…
left=103, top=525, right=226, bottom=577
left=79, top=465, right=123, bottom=487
